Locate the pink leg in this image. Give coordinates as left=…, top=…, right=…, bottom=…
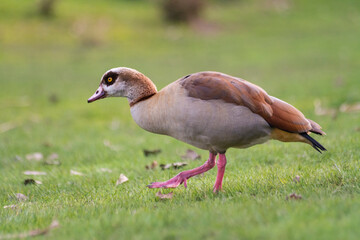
left=213, top=153, right=227, bottom=192
left=148, top=152, right=217, bottom=189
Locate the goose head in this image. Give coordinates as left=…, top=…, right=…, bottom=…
left=88, top=67, right=157, bottom=105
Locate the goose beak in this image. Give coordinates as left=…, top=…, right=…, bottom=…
left=88, top=86, right=106, bottom=103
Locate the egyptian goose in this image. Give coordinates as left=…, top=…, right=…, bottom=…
left=88, top=67, right=326, bottom=192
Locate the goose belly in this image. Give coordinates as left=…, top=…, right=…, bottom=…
left=166, top=99, right=272, bottom=152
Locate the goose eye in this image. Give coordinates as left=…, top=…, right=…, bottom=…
left=107, top=77, right=113, bottom=83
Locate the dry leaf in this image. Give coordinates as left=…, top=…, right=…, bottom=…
left=24, top=179, right=42, bottom=185
left=23, top=171, right=47, bottom=176
left=98, top=168, right=112, bottom=173
left=156, top=191, right=174, bottom=199
left=339, top=102, right=360, bottom=113
left=116, top=174, right=128, bottom=185
left=0, top=96, right=30, bottom=109
left=181, top=149, right=201, bottom=160
left=103, top=140, right=121, bottom=151
left=47, top=153, right=59, bottom=161
left=44, top=153, right=61, bottom=165
left=314, top=100, right=337, bottom=117
left=160, top=163, right=172, bottom=170
left=24, top=179, right=35, bottom=185
left=44, top=160, right=61, bottom=165
left=110, top=119, right=120, bottom=130
left=143, top=149, right=161, bottom=157
left=293, top=175, right=300, bottom=183
left=173, top=162, right=188, bottom=169
left=15, top=193, right=28, bottom=202
left=160, top=162, right=188, bottom=170
left=190, top=19, right=221, bottom=37
left=25, top=152, right=43, bottom=161
left=13, top=155, right=22, bottom=161
left=265, top=0, right=291, bottom=12
left=42, top=142, right=52, bottom=148
left=0, top=121, right=17, bottom=134
left=333, top=76, right=344, bottom=87
left=286, top=193, right=302, bottom=200
left=3, top=205, right=17, bottom=209
left=48, top=93, right=59, bottom=104
left=27, top=220, right=60, bottom=237
left=0, top=220, right=60, bottom=239
left=145, top=161, right=158, bottom=170
left=29, top=114, right=41, bottom=123
left=70, top=170, right=84, bottom=176
left=151, top=161, right=159, bottom=169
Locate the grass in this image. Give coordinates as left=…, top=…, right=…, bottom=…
left=1, top=0, right=360, bottom=239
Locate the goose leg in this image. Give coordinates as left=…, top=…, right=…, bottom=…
left=213, top=153, right=227, bottom=192
left=147, top=152, right=217, bottom=189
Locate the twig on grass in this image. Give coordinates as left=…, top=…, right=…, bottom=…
left=0, top=220, right=59, bottom=239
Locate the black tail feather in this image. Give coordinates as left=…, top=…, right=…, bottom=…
left=300, top=132, right=327, bottom=154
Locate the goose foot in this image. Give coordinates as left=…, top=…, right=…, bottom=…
left=147, top=173, right=188, bottom=189
left=147, top=152, right=217, bottom=189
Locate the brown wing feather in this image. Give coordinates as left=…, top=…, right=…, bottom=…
left=179, top=71, right=313, bottom=133
left=265, top=97, right=311, bottom=133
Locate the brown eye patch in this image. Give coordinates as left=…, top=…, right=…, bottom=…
left=102, top=72, right=118, bottom=86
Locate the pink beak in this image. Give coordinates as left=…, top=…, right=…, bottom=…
left=88, top=86, right=106, bottom=103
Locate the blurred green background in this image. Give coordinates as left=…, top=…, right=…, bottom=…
left=1, top=0, right=359, bottom=239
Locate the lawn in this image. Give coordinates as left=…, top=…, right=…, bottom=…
left=1, top=0, right=360, bottom=239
